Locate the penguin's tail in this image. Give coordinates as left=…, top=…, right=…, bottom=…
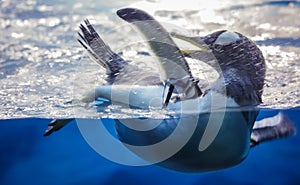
left=78, top=19, right=127, bottom=84
left=250, top=112, right=296, bottom=147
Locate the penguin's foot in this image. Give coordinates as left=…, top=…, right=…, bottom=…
left=44, top=119, right=74, bottom=136
left=78, top=19, right=127, bottom=84
left=250, top=112, right=296, bottom=147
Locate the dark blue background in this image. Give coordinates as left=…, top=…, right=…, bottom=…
left=0, top=108, right=299, bottom=185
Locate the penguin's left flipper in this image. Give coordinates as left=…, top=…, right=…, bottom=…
left=250, top=112, right=297, bottom=147
left=44, top=119, right=74, bottom=136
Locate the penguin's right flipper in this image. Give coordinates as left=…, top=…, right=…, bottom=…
left=250, top=112, right=297, bottom=147
left=44, top=119, right=74, bottom=136
left=116, top=8, right=202, bottom=105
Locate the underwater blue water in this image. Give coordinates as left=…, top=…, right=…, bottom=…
left=0, top=108, right=299, bottom=185
left=1, top=0, right=300, bottom=184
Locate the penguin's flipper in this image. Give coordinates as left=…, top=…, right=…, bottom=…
left=250, top=112, right=297, bottom=147
left=44, top=119, right=74, bottom=136
left=116, top=8, right=202, bottom=104
left=78, top=19, right=127, bottom=82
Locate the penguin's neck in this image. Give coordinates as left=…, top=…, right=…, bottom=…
left=210, top=67, right=262, bottom=107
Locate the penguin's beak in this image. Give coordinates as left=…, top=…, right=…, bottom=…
left=170, top=32, right=210, bottom=54
left=171, top=32, right=222, bottom=74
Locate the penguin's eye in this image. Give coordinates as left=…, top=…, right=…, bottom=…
left=213, top=44, right=222, bottom=51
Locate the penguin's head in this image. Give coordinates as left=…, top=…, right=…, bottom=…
left=201, top=31, right=265, bottom=75
left=201, top=30, right=266, bottom=106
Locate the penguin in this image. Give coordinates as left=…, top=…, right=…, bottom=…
left=169, top=31, right=296, bottom=147
left=44, top=8, right=296, bottom=172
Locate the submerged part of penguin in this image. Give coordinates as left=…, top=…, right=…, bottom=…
left=45, top=8, right=296, bottom=173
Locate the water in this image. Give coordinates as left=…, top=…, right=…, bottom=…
left=1, top=0, right=300, bottom=119
left=1, top=0, right=300, bottom=184
left=1, top=109, right=299, bottom=185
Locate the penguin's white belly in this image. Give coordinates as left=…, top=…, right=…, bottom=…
left=93, top=85, right=166, bottom=109
left=94, top=85, right=252, bottom=172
